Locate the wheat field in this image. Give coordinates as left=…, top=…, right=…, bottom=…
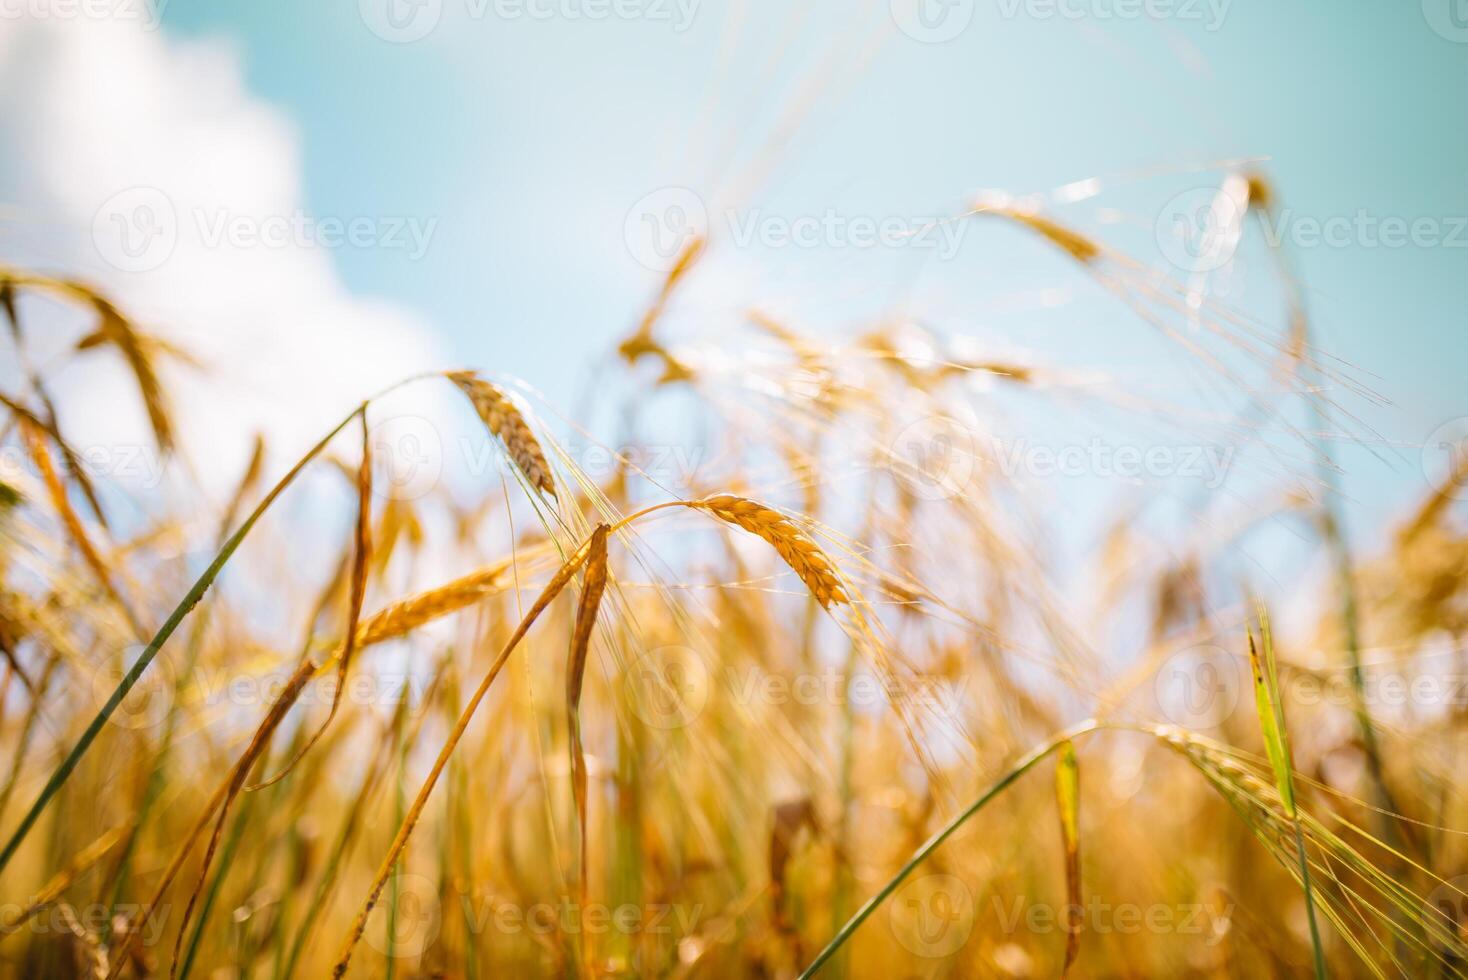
left=0, top=180, right=1465, bottom=980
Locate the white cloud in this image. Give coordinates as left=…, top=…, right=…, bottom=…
left=0, top=6, right=446, bottom=497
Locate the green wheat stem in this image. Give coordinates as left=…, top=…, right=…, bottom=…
left=799, top=719, right=1100, bottom=979
left=0, top=373, right=438, bottom=877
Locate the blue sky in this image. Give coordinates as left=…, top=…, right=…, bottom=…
left=151, top=3, right=1468, bottom=520
left=4, top=1, right=1465, bottom=548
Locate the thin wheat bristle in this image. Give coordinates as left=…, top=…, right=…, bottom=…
left=447, top=371, right=557, bottom=498
left=693, top=494, right=849, bottom=608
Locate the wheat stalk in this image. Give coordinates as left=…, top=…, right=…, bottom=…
left=566, top=524, right=610, bottom=973
left=332, top=536, right=598, bottom=977
left=447, top=371, right=557, bottom=497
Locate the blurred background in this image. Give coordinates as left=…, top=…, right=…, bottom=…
left=2, top=5, right=1467, bottom=976
left=1, top=0, right=1465, bottom=546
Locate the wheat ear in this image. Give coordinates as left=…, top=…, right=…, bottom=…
left=447, top=371, right=557, bottom=498
left=692, top=495, right=849, bottom=608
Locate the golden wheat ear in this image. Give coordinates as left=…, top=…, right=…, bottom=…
left=692, top=494, right=849, bottom=608
left=446, top=370, right=558, bottom=498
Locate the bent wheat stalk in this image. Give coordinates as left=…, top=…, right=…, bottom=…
left=603, top=495, right=851, bottom=609
left=567, top=525, right=610, bottom=929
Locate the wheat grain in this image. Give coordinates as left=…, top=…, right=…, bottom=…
left=447, top=371, right=557, bottom=497
left=354, top=554, right=518, bottom=649
left=692, top=495, right=848, bottom=608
